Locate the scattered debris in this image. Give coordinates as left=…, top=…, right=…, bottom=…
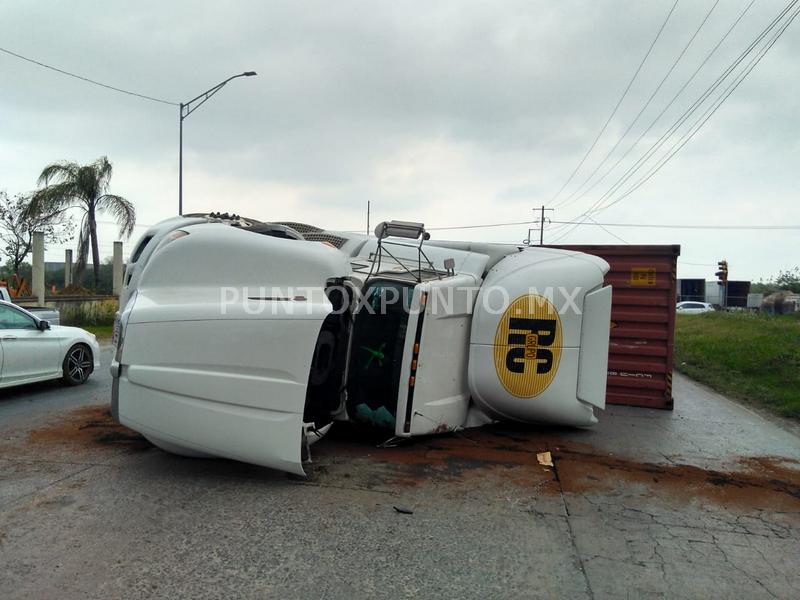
left=393, top=505, right=414, bottom=514
left=536, top=451, right=553, bottom=467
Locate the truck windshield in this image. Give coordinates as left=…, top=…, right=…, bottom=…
left=346, top=280, right=415, bottom=430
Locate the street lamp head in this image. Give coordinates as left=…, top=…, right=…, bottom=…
left=243, top=71, right=257, bottom=76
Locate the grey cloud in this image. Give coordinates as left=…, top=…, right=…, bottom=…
left=0, top=0, right=797, bottom=278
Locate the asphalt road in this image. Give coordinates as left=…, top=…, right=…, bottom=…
left=1, top=345, right=799, bottom=599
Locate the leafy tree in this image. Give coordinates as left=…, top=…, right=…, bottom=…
left=751, top=267, right=800, bottom=294
left=26, top=156, right=135, bottom=290
left=774, top=267, right=800, bottom=293
left=0, top=191, right=74, bottom=276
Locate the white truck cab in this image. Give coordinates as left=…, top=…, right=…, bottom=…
left=111, top=219, right=611, bottom=475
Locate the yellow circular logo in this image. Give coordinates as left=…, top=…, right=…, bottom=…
left=493, top=294, right=562, bottom=398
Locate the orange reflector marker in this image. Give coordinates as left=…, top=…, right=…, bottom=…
left=404, top=291, right=428, bottom=433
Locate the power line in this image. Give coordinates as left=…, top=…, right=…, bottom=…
left=549, top=220, right=800, bottom=230
left=426, top=220, right=536, bottom=231
left=596, top=1, right=800, bottom=215
left=587, top=216, right=629, bottom=244
left=0, top=46, right=178, bottom=106
left=552, top=3, right=793, bottom=243
left=552, top=0, right=800, bottom=243
left=549, top=0, right=679, bottom=205
left=96, top=219, right=155, bottom=228
left=588, top=0, right=798, bottom=210
left=679, top=260, right=718, bottom=267
left=555, top=0, right=720, bottom=210
left=556, top=0, right=755, bottom=213
left=338, top=221, right=537, bottom=234
left=347, top=218, right=800, bottom=233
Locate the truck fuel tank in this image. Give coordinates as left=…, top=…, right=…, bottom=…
left=468, top=248, right=612, bottom=428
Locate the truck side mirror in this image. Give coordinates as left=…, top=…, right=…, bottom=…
left=38, top=319, right=50, bottom=331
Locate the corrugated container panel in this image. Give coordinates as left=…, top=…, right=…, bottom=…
left=550, top=245, right=680, bottom=409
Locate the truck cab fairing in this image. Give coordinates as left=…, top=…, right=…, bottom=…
left=113, top=224, right=350, bottom=475
left=119, top=213, right=304, bottom=310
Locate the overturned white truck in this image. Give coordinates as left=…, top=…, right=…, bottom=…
left=111, top=216, right=612, bottom=475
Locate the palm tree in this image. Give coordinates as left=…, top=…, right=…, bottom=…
left=27, top=156, right=135, bottom=291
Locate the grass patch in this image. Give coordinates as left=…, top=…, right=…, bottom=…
left=674, top=311, right=800, bottom=419
left=80, top=324, right=114, bottom=339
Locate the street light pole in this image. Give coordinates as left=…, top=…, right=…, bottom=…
left=179, top=102, right=183, bottom=215
left=178, top=71, right=257, bottom=215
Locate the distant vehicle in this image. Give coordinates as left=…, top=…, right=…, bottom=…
left=0, top=287, right=61, bottom=325
left=0, top=300, right=100, bottom=388
left=676, top=301, right=714, bottom=315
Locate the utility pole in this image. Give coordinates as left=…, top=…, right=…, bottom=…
left=536, top=205, right=555, bottom=245
left=366, top=200, right=371, bottom=235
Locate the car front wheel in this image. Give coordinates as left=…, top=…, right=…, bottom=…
left=63, top=344, right=94, bottom=386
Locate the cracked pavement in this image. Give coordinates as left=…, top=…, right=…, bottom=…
left=0, top=345, right=798, bottom=599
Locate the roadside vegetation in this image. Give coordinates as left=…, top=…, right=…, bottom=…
left=59, top=298, right=118, bottom=328
left=1, top=155, right=135, bottom=296
left=26, top=156, right=135, bottom=290
left=81, top=324, right=114, bottom=339
left=675, top=311, right=800, bottom=419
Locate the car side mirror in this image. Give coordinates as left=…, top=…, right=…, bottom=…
left=38, top=319, right=50, bottom=331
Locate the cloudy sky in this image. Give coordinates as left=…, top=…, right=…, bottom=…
left=1, top=0, right=797, bottom=281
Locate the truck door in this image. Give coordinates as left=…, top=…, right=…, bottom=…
left=394, top=275, right=477, bottom=437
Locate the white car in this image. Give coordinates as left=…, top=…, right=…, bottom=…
left=0, top=300, right=100, bottom=388
left=676, top=301, right=715, bottom=315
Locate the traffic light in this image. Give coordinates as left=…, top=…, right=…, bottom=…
left=715, top=260, right=728, bottom=284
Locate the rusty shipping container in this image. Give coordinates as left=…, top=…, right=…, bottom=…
left=550, top=245, right=680, bottom=409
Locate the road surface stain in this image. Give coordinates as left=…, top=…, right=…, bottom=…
left=553, top=448, right=800, bottom=511
left=27, top=405, right=149, bottom=450
left=19, top=405, right=800, bottom=510
left=315, top=424, right=800, bottom=510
